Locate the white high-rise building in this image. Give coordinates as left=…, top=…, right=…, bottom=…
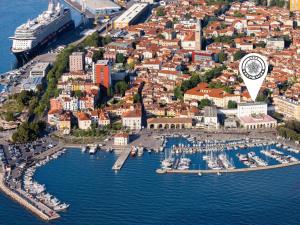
left=195, top=19, right=202, bottom=51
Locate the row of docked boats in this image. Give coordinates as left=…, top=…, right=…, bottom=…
left=169, top=139, right=277, bottom=155
left=236, top=151, right=268, bottom=168
left=161, top=151, right=191, bottom=171
left=203, top=152, right=235, bottom=170
left=130, top=146, right=145, bottom=157
left=81, top=144, right=113, bottom=155
left=23, top=149, right=70, bottom=212
left=260, top=149, right=298, bottom=164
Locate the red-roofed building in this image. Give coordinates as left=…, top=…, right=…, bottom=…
left=77, top=112, right=91, bottom=130
left=184, top=83, right=240, bottom=108
left=122, top=108, right=142, bottom=130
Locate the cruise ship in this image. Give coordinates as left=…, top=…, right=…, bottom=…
left=10, top=0, right=75, bottom=62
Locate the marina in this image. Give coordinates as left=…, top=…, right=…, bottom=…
left=0, top=132, right=300, bottom=222
left=156, top=135, right=300, bottom=174
left=2, top=145, right=300, bottom=225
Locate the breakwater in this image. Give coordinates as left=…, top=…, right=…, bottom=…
left=156, top=160, right=300, bottom=175
left=0, top=171, right=59, bottom=221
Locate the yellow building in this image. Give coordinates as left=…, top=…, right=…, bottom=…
left=290, top=0, right=300, bottom=11
left=273, top=96, right=300, bottom=121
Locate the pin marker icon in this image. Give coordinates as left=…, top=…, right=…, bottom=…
left=239, top=53, right=268, bottom=102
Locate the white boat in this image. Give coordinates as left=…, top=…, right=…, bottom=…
left=138, top=147, right=144, bottom=157
left=53, top=203, right=70, bottom=212
left=89, top=146, right=97, bottom=155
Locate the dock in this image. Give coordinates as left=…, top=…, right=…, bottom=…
left=156, top=160, right=300, bottom=175
left=112, top=148, right=131, bottom=170
left=34, top=144, right=64, bottom=160
left=0, top=170, right=60, bottom=221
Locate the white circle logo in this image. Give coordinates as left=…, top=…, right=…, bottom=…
left=239, top=53, right=268, bottom=80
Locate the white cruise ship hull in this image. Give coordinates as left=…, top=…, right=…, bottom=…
left=10, top=2, right=75, bottom=63
left=12, top=20, right=74, bottom=62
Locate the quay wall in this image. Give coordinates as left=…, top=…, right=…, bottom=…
left=158, top=161, right=300, bottom=175
left=0, top=173, right=59, bottom=221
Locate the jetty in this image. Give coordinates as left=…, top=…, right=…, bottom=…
left=156, top=160, right=300, bottom=175
left=0, top=164, right=60, bottom=221
left=34, top=144, right=64, bottom=160
left=112, top=148, right=131, bottom=170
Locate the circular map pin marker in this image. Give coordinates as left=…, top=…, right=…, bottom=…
left=239, top=53, right=268, bottom=102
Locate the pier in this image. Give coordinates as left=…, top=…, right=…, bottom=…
left=34, top=144, right=64, bottom=160
left=0, top=167, right=60, bottom=221
left=112, top=148, right=131, bottom=170
left=156, top=160, right=300, bottom=175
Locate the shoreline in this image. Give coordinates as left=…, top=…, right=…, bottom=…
left=1, top=133, right=299, bottom=221
left=0, top=167, right=60, bottom=221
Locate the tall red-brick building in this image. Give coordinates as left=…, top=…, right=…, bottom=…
left=93, top=60, right=111, bottom=89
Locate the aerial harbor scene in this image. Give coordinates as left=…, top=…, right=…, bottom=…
left=2, top=0, right=300, bottom=224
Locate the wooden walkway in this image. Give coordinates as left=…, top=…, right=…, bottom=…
left=112, top=148, right=131, bottom=171
left=157, top=161, right=300, bottom=175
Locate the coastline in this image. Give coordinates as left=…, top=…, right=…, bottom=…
left=1, top=133, right=300, bottom=221
left=0, top=166, right=60, bottom=221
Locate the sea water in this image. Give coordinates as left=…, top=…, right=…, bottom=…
left=1, top=145, right=300, bottom=225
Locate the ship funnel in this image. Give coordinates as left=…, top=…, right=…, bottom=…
left=48, top=0, right=54, bottom=12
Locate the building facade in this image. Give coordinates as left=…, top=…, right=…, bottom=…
left=237, top=102, right=268, bottom=118
left=273, top=96, right=300, bottom=121
left=114, top=133, right=130, bottom=146
left=122, top=109, right=142, bottom=130
left=93, top=60, right=111, bottom=89
left=290, top=0, right=300, bottom=11
left=69, top=52, right=85, bottom=72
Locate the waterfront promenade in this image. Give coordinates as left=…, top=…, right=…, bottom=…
left=157, top=161, right=300, bottom=175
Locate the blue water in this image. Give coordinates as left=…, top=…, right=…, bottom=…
left=1, top=144, right=300, bottom=225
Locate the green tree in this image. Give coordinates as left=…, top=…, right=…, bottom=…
left=92, top=49, right=104, bottom=62
left=233, top=50, right=246, bottom=61
left=156, top=7, right=165, bottom=16
left=116, top=53, right=125, bottom=64
left=81, top=32, right=100, bottom=47
left=107, top=87, right=113, bottom=97
left=12, top=120, right=46, bottom=143
left=133, top=93, right=141, bottom=103
left=227, top=100, right=237, bottom=109
left=224, top=86, right=234, bottom=94
left=73, top=90, right=85, bottom=98
left=184, top=13, right=192, bottom=20
left=103, top=35, right=112, bottom=45
left=174, top=86, right=184, bottom=100
left=256, top=41, right=266, bottom=48
left=233, top=11, right=244, bottom=17
left=198, top=99, right=213, bottom=109
left=115, top=81, right=129, bottom=96
left=217, top=51, right=227, bottom=63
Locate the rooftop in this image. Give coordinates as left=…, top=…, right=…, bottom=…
left=114, top=3, right=148, bottom=24
left=239, top=114, right=276, bottom=124
left=84, top=0, right=121, bottom=10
